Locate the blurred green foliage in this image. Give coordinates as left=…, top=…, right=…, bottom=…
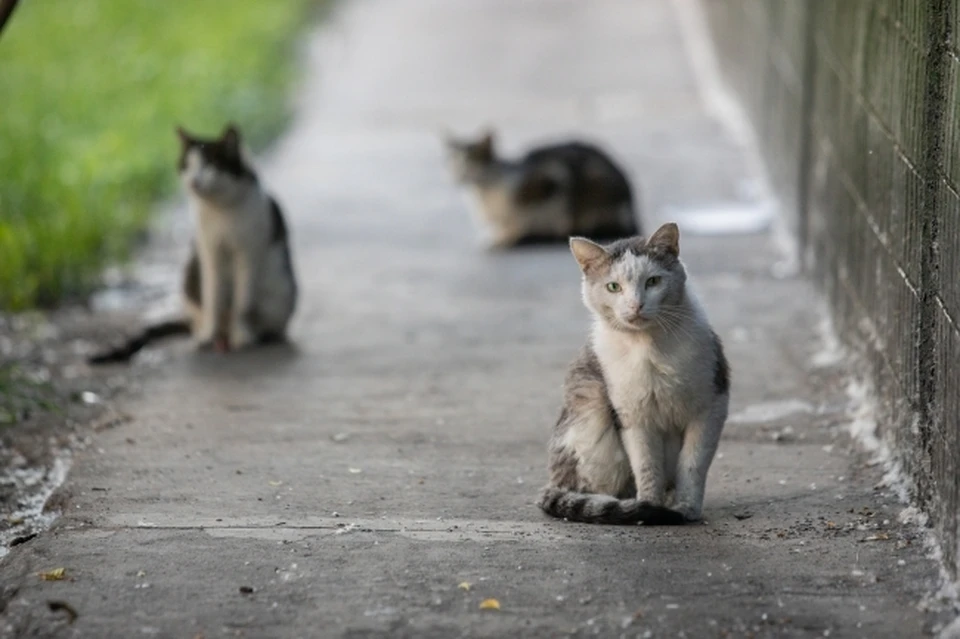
left=0, top=0, right=315, bottom=310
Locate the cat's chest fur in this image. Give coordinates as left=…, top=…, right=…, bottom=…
left=592, top=324, right=708, bottom=431
left=470, top=181, right=517, bottom=224
left=192, top=193, right=270, bottom=251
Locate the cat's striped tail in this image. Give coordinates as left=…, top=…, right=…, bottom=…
left=88, top=319, right=191, bottom=365
left=538, top=486, right=687, bottom=525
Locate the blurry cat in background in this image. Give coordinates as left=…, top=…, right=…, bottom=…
left=445, top=129, right=641, bottom=249
left=88, top=124, right=297, bottom=364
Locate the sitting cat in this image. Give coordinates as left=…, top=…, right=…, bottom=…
left=444, top=129, right=640, bottom=248
left=88, top=124, right=297, bottom=364
left=538, top=223, right=730, bottom=525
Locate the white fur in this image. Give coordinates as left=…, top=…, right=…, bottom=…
left=590, top=306, right=726, bottom=518
left=560, top=407, right=634, bottom=497
left=181, top=149, right=295, bottom=348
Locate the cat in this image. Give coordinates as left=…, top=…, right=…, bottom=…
left=444, top=129, right=640, bottom=248
left=88, top=124, right=297, bottom=364
left=538, top=222, right=730, bottom=525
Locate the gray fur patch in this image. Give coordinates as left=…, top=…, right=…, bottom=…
left=604, top=235, right=679, bottom=272
left=711, top=330, right=730, bottom=396
left=183, top=248, right=201, bottom=307
left=269, top=197, right=288, bottom=243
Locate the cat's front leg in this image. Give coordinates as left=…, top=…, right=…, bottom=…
left=485, top=220, right=527, bottom=251
left=486, top=232, right=522, bottom=251
left=620, top=424, right=667, bottom=505
left=229, top=252, right=259, bottom=350
left=195, top=243, right=223, bottom=349
left=673, top=404, right=726, bottom=522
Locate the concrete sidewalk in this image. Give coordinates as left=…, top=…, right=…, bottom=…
left=0, top=0, right=949, bottom=637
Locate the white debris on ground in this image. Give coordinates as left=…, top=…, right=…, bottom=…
left=334, top=523, right=361, bottom=535
left=816, top=310, right=960, bottom=618
left=938, top=614, right=960, bottom=639
left=0, top=452, right=71, bottom=558
left=811, top=313, right=846, bottom=368
left=727, top=399, right=814, bottom=425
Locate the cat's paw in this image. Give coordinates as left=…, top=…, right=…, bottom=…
left=196, top=335, right=231, bottom=353
left=486, top=237, right=517, bottom=252
left=230, top=322, right=256, bottom=350
left=673, top=504, right=703, bottom=523
left=195, top=323, right=216, bottom=347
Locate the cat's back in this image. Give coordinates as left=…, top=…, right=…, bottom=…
left=522, top=141, right=629, bottom=184
left=519, top=140, right=635, bottom=230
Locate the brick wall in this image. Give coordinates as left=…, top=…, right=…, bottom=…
left=702, top=0, right=960, bottom=580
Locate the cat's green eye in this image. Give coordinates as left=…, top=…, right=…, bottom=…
left=645, top=276, right=661, bottom=289
left=606, top=282, right=622, bottom=293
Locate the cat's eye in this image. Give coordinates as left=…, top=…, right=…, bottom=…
left=606, top=282, right=622, bottom=293
left=645, top=276, right=661, bottom=289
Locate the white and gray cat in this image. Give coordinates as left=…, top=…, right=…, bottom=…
left=539, top=223, right=730, bottom=525
left=89, top=124, right=297, bottom=364
left=445, top=129, right=640, bottom=248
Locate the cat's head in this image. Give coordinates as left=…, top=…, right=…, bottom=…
left=443, top=129, right=497, bottom=183
left=176, top=124, right=256, bottom=201
left=570, top=223, right=687, bottom=333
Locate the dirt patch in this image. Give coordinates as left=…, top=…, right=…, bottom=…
left=0, top=309, right=145, bottom=554
left=0, top=207, right=185, bottom=556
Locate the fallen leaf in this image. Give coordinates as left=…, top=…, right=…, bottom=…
left=458, top=582, right=471, bottom=591
left=479, top=598, right=500, bottom=610
left=39, top=568, right=66, bottom=581
left=268, top=481, right=283, bottom=487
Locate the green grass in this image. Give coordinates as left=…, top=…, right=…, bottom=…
left=0, top=0, right=317, bottom=310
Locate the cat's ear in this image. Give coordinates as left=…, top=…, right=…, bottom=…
left=569, top=237, right=609, bottom=274
left=477, top=129, right=496, bottom=154
left=646, top=222, right=680, bottom=257
left=441, top=129, right=461, bottom=151
left=175, top=126, right=192, bottom=146
left=221, top=123, right=241, bottom=152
